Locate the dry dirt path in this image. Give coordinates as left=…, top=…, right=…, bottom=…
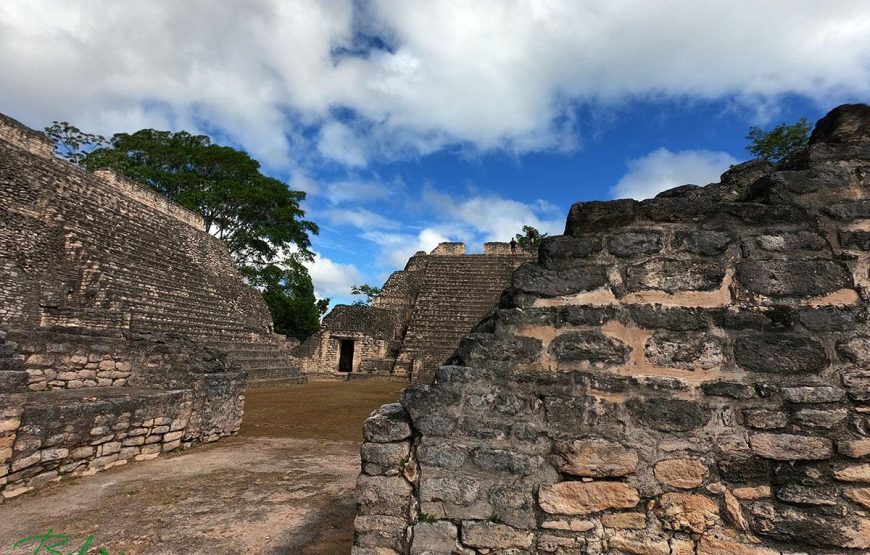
left=0, top=380, right=406, bottom=555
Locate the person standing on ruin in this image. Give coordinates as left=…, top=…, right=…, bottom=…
left=509, top=237, right=518, bottom=253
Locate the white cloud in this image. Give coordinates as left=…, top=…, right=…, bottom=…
left=1, top=1, right=868, bottom=167
left=303, top=251, right=363, bottom=299
left=322, top=207, right=399, bottom=230
left=422, top=186, right=565, bottom=244
left=362, top=228, right=449, bottom=267
left=325, top=179, right=393, bottom=204
left=611, top=148, right=739, bottom=200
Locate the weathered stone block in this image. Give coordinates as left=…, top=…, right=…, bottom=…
left=654, top=458, right=708, bottom=489
left=736, top=259, right=852, bottom=297
left=645, top=332, right=723, bottom=371
left=363, top=404, right=412, bottom=443
left=565, top=199, right=640, bottom=235
left=410, top=521, right=457, bottom=554
left=780, top=385, right=844, bottom=403
left=419, top=476, right=480, bottom=506
left=627, top=398, right=710, bottom=432
left=461, top=521, right=534, bottom=549
left=674, top=230, right=732, bottom=256
left=553, top=438, right=638, bottom=478
left=356, top=475, right=414, bottom=517
left=750, top=503, right=870, bottom=549
left=548, top=331, right=629, bottom=366
left=749, top=433, right=833, bottom=460
left=455, top=334, right=541, bottom=367
left=512, top=261, right=608, bottom=297
left=625, top=259, right=725, bottom=293
left=607, top=230, right=662, bottom=257
left=538, top=235, right=602, bottom=268
left=538, top=481, right=640, bottom=515
left=656, top=492, right=720, bottom=533
left=734, top=333, right=827, bottom=374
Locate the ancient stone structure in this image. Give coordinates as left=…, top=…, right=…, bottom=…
left=353, top=104, right=870, bottom=554
left=0, top=113, right=297, bottom=499
left=299, top=243, right=533, bottom=381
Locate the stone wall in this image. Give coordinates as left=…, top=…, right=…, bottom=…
left=1, top=329, right=244, bottom=500
left=352, top=104, right=870, bottom=554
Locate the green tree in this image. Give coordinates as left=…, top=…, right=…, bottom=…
left=242, top=261, right=329, bottom=341
left=746, top=118, right=811, bottom=162
left=43, top=121, right=108, bottom=165
left=82, top=129, right=323, bottom=339
left=351, top=284, right=382, bottom=305
left=514, top=225, right=547, bottom=251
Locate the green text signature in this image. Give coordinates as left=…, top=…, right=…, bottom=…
left=12, top=529, right=124, bottom=555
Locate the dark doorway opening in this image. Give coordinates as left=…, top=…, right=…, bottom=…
left=338, top=340, right=355, bottom=373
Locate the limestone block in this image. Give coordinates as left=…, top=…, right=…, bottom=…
left=409, top=521, right=457, bottom=554
left=833, top=463, right=870, bottom=482
left=654, top=458, right=708, bottom=489
left=553, top=438, right=638, bottom=478
left=736, top=259, right=852, bottom=297
left=734, top=334, right=828, bottom=374
left=538, top=481, right=640, bottom=515
left=548, top=331, right=630, bottom=366
left=460, top=521, right=533, bottom=549
left=749, top=433, right=833, bottom=460
left=657, top=493, right=720, bottom=533
left=600, top=512, right=646, bottom=530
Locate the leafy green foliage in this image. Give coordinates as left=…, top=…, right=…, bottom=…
left=82, top=129, right=317, bottom=267
left=43, top=121, right=108, bottom=165
left=82, top=128, right=323, bottom=339
left=242, top=260, right=329, bottom=341
left=746, top=118, right=811, bottom=162
left=514, top=225, right=547, bottom=251
left=351, top=283, right=382, bottom=305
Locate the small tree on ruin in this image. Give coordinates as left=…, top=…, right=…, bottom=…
left=351, top=284, right=382, bottom=305
left=514, top=225, right=547, bottom=251
left=746, top=118, right=811, bottom=162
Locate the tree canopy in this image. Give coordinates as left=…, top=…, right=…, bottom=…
left=351, top=284, right=382, bottom=305
left=43, top=121, right=108, bottom=165
left=241, top=261, right=329, bottom=340
left=514, top=225, right=547, bottom=251
left=746, top=118, right=811, bottom=162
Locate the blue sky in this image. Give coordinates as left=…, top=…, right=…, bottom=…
left=1, top=1, right=868, bottom=307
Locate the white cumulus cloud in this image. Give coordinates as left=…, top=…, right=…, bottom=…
left=1, top=1, right=868, bottom=168
left=303, top=251, right=363, bottom=299
left=610, top=148, right=739, bottom=200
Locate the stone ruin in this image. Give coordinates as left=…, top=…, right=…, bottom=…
left=298, top=242, right=533, bottom=381
left=352, top=104, right=870, bottom=554
left=0, top=114, right=301, bottom=500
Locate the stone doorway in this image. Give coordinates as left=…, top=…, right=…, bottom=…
left=338, top=339, right=354, bottom=372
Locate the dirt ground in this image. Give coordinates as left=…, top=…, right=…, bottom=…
left=0, top=379, right=406, bottom=555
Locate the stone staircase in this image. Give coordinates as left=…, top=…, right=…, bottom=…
left=396, top=254, right=530, bottom=380
left=0, top=330, right=27, bottom=392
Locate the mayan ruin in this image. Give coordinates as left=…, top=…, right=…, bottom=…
left=298, top=242, right=532, bottom=381
left=352, top=104, right=870, bottom=554
left=2, top=3, right=870, bottom=554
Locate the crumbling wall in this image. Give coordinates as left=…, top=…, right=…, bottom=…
left=352, top=104, right=870, bottom=554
